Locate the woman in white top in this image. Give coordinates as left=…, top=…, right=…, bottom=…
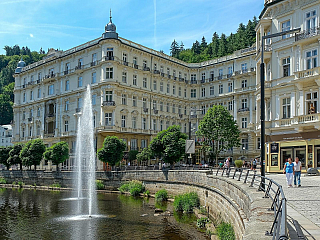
left=293, top=157, right=302, bottom=187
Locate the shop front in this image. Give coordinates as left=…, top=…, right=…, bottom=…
left=266, top=131, right=320, bottom=173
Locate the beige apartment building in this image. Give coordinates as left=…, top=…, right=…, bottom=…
left=12, top=0, right=320, bottom=172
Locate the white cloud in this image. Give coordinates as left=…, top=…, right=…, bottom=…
left=30, top=33, right=34, bottom=38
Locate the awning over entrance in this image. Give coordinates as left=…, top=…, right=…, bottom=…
left=266, top=130, right=320, bottom=142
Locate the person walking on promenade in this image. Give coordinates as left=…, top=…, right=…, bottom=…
left=224, top=157, right=230, bottom=169
left=283, top=158, right=295, bottom=187
left=294, top=157, right=302, bottom=187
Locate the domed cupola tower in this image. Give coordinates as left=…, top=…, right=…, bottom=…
left=15, top=56, right=26, bottom=74
left=102, top=10, right=118, bottom=39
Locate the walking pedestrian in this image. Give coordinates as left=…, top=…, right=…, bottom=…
left=224, top=157, right=230, bottom=169
left=293, top=157, right=302, bottom=187
left=283, top=158, right=294, bottom=187
left=252, top=158, right=257, bottom=170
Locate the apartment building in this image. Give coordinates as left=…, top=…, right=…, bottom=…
left=13, top=0, right=320, bottom=172
left=0, top=125, right=13, bottom=147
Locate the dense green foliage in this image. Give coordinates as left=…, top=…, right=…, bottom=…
left=197, top=105, right=241, bottom=164
left=155, top=189, right=168, bottom=202
left=43, top=141, right=69, bottom=171
left=170, top=17, right=258, bottom=63
left=119, top=180, right=145, bottom=196
left=149, top=125, right=187, bottom=166
left=128, top=150, right=139, bottom=162
left=234, top=160, right=244, bottom=168
left=20, top=139, right=46, bottom=170
left=0, top=45, right=46, bottom=124
left=0, top=146, right=13, bottom=170
left=173, top=192, right=200, bottom=212
left=96, top=180, right=104, bottom=190
left=136, top=147, right=153, bottom=163
left=7, top=143, right=24, bottom=170
left=97, top=136, right=126, bottom=166
left=216, top=222, right=236, bottom=240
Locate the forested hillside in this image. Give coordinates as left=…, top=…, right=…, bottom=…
left=170, top=17, right=258, bottom=63
left=0, top=46, right=45, bottom=125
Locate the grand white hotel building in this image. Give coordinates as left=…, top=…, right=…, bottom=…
left=12, top=0, right=320, bottom=172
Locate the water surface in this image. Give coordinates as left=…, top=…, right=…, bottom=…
left=0, top=188, right=208, bottom=240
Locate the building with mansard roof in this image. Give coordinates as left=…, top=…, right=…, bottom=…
left=13, top=0, right=320, bottom=172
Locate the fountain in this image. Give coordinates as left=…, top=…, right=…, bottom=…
left=74, top=85, right=96, bottom=217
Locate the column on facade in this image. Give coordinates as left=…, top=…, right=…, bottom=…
left=275, top=95, right=280, bottom=120
left=41, top=102, right=45, bottom=138
left=233, top=96, right=238, bottom=121
left=299, top=91, right=304, bottom=116
left=249, top=94, right=253, bottom=124
left=291, top=92, right=296, bottom=118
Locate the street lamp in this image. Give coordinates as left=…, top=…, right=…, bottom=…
left=260, top=27, right=300, bottom=188
left=242, top=146, right=245, bottom=160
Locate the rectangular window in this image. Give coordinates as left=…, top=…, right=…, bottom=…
left=153, top=100, right=157, bottom=110
left=106, top=91, right=112, bottom=101
left=241, top=80, right=247, bottom=88
left=166, top=103, right=170, bottom=112
left=210, top=86, right=214, bottom=96
left=121, top=115, right=126, bottom=127
left=228, top=66, right=233, bottom=75
left=241, top=117, right=247, bottom=128
left=65, top=100, right=69, bottom=111
left=282, top=20, right=291, bottom=39
left=142, top=118, right=147, bottom=130
left=133, top=57, right=137, bottom=66
left=166, top=121, right=169, bottom=129
left=306, top=50, right=317, bottom=69
left=78, top=58, right=83, bottom=68
left=92, top=72, right=96, bottom=84
left=241, top=63, right=247, bottom=72
left=160, top=82, right=163, bottom=92
left=191, top=89, right=196, bottom=98
left=172, top=85, right=176, bottom=95
left=306, top=92, right=318, bottom=114
left=37, top=88, right=41, bottom=98
left=228, top=82, right=233, bottom=92
left=141, top=139, right=147, bottom=149
left=22, top=111, right=25, bottom=120
left=201, top=73, right=205, bottom=81
left=143, top=60, right=147, bottom=69
left=143, top=98, right=147, bottom=108
left=179, top=87, right=181, bottom=96
left=143, top=78, right=147, bottom=88
left=92, top=94, right=96, bottom=105
left=228, top=101, right=233, bottom=111
left=282, top=97, right=291, bottom=119
left=30, top=91, right=33, bottom=100
left=64, top=120, right=69, bottom=132
left=92, top=53, right=97, bottom=63
left=219, top=84, right=223, bottom=94
left=160, top=102, right=163, bottom=111
left=77, top=97, right=82, bottom=108
left=122, top=72, right=127, bottom=83
left=48, top=84, right=54, bottom=95
left=122, top=53, right=127, bottom=63
left=78, top=77, right=83, bottom=88
left=219, top=69, right=223, bottom=77
left=106, top=67, right=113, bottom=79
left=131, top=139, right=137, bottom=150
left=184, top=89, right=187, bottom=98
left=172, top=104, right=176, bottom=113
left=65, top=80, right=70, bottom=91
left=36, top=125, right=40, bottom=136
left=191, top=74, right=196, bottom=83
left=167, top=83, right=170, bottom=93
left=167, top=68, right=170, bottom=75
left=132, top=116, right=136, bottom=129
left=160, top=120, right=163, bottom=131
left=122, top=94, right=127, bottom=105
left=105, top=113, right=112, bottom=126
left=241, top=99, right=248, bottom=109
left=306, top=10, right=317, bottom=32
left=282, top=57, right=290, bottom=77
left=153, top=80, right=157, bottom=90
left=242, top=138, right=248, bottom=150
left=201, top=88, right=206, bottom=97
left=133, top=75, right=137, bottom=86
left=37, top=107, right=41, bottom=117
left=132, top=96, right=137, bottom=107
left=153, top=119, right=157, bottom=130
left=257, top=137, right=261, bottom=150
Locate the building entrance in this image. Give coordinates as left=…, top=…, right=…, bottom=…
left=281, top=149, right=292, bottom=169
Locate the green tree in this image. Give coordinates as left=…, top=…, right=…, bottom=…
left=218, top=33, right=227, bottom=57
left=7, top=143, right=24, bottom=170
left=128, top=150, right=139, bottom=163
left=170, top=39, right=180, bottom=58
left=0, top=146, right=12, bottom=170
left=200, top=36, right=207, bottom=51
left=211, top=32, right=220, bottom=58
left=0, top=94, right=13, bottom=124
left=150, top=125, right=187, bottom=167
left=20, top=139, right=46, bottom=170
left=43, top=141, right=69, bottom=172
left=196, top=105, right=241, bottom=164
left=191, top=40, right=201, bottom=54
left=136, top=147, right=153, bottom=164
left=97, top=136, right=126, bottom=166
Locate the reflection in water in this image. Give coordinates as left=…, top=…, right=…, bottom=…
left=0, top=189, right=208, bottom=240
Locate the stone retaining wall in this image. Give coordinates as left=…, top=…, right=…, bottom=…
left=0, top=170, right=274, bottom=240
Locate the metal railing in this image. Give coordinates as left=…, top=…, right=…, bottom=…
left=215, top=167, right=288, bottom=240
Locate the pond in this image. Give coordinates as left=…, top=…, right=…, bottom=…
left=0, top=188, right=208, bottom=240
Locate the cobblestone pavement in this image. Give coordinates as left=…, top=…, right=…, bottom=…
left=268, top=173, right=320, bottom=228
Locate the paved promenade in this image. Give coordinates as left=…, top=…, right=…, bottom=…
left=268, top=173, right=320, bottom=240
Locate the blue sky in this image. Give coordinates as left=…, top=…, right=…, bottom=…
left=0, top=0, right=264, bottom=56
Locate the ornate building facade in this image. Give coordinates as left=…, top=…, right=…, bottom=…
left=12, top=0, right=320, bottom=172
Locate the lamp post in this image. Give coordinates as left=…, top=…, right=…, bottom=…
left=260, top=28, right=300, bottom=189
